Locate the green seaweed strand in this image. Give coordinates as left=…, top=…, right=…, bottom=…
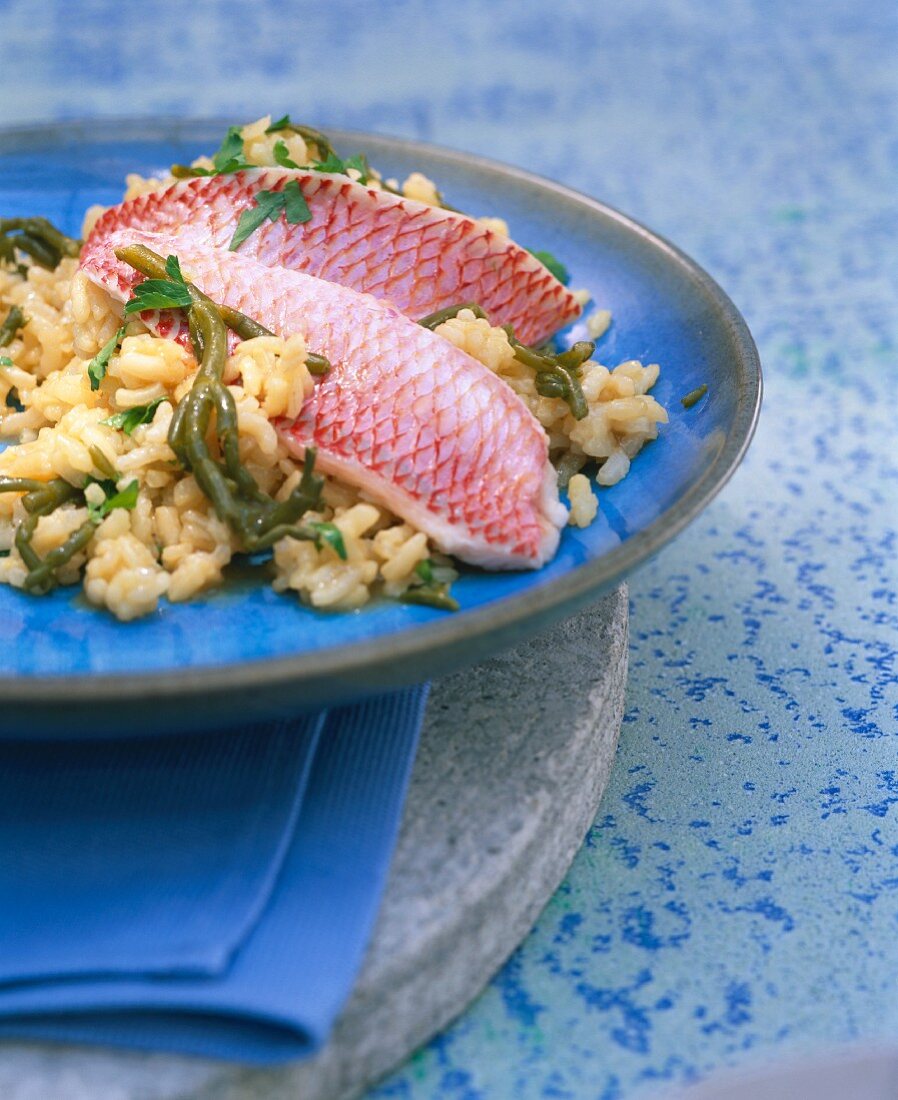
left=0, top=306, right=26, bottom=348
left=418, top=302, right=592, bottom=421
left=0, top=477, right=93, bottom=594
left=0, top=217, right=81, bottom=272
left=118, top=244, right=331, bottom=377
left=417, top=303, right=489, bottom=330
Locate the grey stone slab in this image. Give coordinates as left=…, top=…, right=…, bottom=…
left=0, top=586, right=628, bottom=1100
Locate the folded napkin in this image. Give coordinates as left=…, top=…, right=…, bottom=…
left=0, top=686, right=428, bottom=1063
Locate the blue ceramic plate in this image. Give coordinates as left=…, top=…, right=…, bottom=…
left=0, top=120, right=760, bottom=736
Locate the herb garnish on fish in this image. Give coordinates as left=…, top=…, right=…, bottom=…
left=228, top=181, right=312, bottom=251
left=527, top=249, right=570, bottom=285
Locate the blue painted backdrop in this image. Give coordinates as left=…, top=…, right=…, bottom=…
left=1, top=0, right=896, bottom=1095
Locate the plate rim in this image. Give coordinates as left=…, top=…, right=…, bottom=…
left=0, top=117, right=762, bottom=707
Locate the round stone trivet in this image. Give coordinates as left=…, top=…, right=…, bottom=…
left=0, top=585, right=628, bottom=1100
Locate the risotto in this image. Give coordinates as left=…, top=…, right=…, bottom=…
left=0, top=116, right=667, bottom=620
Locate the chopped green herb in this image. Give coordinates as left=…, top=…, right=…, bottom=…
left=283, top=180, right=312, bottom=224
left=86, top=478, right=139, bottom=524
left=171, top=126, right=252, bottom=178
left=311, top=521, right=347, bottom=560
left=311, top=151, right=346, bottom=175
left=0, top=356, right=12, bottom=368
left=229, top=189, right=286, bottom=251
left=681, top=383, right=708, bottom=409
left=415, top=558, right=434, bottom=584
left=229, top=182, right=311, bottom=251
left=273, top=139, right=301, bottom=170
left=212, top=126, right=249, bottom=172
left=528, top=249, right=570, bottom=285
left=165, top=253, right=187, bottom=284
left=124, top=278, right=192, bottom=315
left=264, top=117, right=337, bottom=161
left=102, top=395, right=170, bottom=436
left=343, top=154, right=371, bottom=185
left=87, top=325, right=126, bottom=390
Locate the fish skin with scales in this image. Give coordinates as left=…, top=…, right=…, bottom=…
left=80, top=228, right=568, bottom=569
left=83, top=167, right=582, bottom=345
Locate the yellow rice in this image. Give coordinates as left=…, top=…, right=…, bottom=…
left=0, top=118, right=667, bottom=620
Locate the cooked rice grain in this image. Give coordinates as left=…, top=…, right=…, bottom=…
left=0, top=148, right=667, bottom=620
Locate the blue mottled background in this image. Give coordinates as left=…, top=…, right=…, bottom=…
left=1, top=0, right=897, bottom=1095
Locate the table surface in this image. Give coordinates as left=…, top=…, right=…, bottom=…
left=1, top=0, right=896, bottom=1096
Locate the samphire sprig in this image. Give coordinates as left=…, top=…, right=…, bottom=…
left=0, top=217, right=81, bottom=273
left=418, top=303, right=593, bottom=421
left=0, top=305, right=26, bottom=349
left=0, top=476, right=137, bottom=594
left=115, top=243, right=326, bottom=554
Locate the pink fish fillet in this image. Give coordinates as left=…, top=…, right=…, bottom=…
left=80, top=230, right=568, bottom=569
left=83, top=168, right=581, bottom=346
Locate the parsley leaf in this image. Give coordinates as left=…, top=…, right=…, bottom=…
left=273, top=140, right=301, bottom=170
left=124, top=279, right=192, bottom=316
left=229, top=188, right=286, bottom=250
left=171, top=126, right=251, bottom=178
left=101, top=395, right=170, bottom=436
left=528, top=249, right=570, bottom=285
left=85, top=478, right=140, bottom=524
left=311, top=521, right=347, bottom=560
left=0, top=355, right=12, bottom=368
left=415, top=558, right=434, bottom=584
left=165, top=254, right=186, bottom=284
left=311, top=151, right=346, bottom=175
left=229, top=183, right=311, bottom=250
left=212, top=126, right=248, bottom=172
left=266, top=114, right=292, bottom=133
left=344, top=153, right=370, bottom=184
left=283, top=180, right=312, bottom=224
left=87, top=325, right=126, bottom=390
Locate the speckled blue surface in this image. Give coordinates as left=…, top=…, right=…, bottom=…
left=0, top=0, right=896, bottom=1095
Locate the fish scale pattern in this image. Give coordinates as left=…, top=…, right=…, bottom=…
left=80, top=228, right=561, bottom=568
left=83, top=168, right=581, bottom=345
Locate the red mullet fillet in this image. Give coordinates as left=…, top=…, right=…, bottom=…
left=80, top=231, right=568, bottom=568
left=83, top=168, right=582, bottom=345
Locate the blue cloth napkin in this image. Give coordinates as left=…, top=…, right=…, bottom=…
left=0, top=686, right=428, bottom=1063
